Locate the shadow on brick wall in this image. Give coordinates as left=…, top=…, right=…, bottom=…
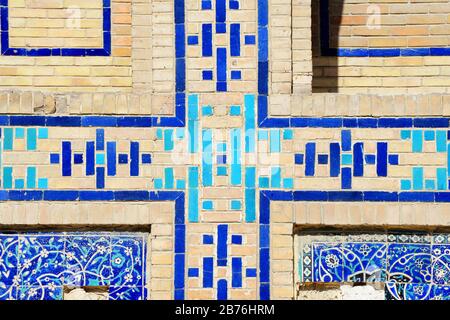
left=311, top=0, right=344, bottom=93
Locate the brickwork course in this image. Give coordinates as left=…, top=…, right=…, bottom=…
left=0, top=0, right=449, bottom=301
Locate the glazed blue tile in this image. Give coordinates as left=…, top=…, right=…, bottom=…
left=188, top=268, right=199, bottom=277
left=388, top=243, right=431, bottom=283
left=203, top=257, right=213, bottom=288
left=15, top=128, right=24, bottom=139
left=0, top=235, right=18, bottom=286
left=109, top=286, right=146, bottom=300
left=201, top=0, right=212, bottom=9
left=432, top=244, right=450, bottom=285
left=231, top=235, right=242, bottom=245
left=343, top=242, right=387, bottom=282
left=230, top=70, right=241, bottom=80
left=424, top=130, right=435, bottom=141
left=187, top=35, right=198, bottom=45
left=38, top=128, right=48, bottom=139
left=330, top=143, right=340, bottom=177
left=50, top=153, right=60, bottom=164
left=401, top=130, right=411, bottom=140
left=62, top=141, right=72, bottom=176
left=2, top=167, right=12, bottom=188
left=245, top=35, right=255, bottom=45
left=65, top=235, right=112, bottom=286
left=14, top=179, right=24, bottom=189
left=412, top=130, right=423, bottom=153
left=385, top=283, right=433, bottom=300
left=341, top=154, right=352, bottom=166
left=401, top=180, right=412, bottom=191
left=17, top=285, right=63, bottom=301
left=259, top=177, right=269, bottom=188
left=388, top=154, right=399, bottom=165
left=305, top=143, right=315, bottom=176
left=246, top=268, right=257, bottom=277
left=37, top=178, right=48, bottom=189
left=229, top=0, right=239, bottom=9
left=111, top=236, right=145, bottom=286
left=230, top=24, right=240, bottom=56
left=217, top=225, right=228, bottom=266
left=203, top=235, right=214, bottom=245
left=413, top=167, right=424, bottom=190
left=217, top=166, right=227, bottom=176
left=341, top=167, right=352, bottom=189
left=436, top=130, right=447, bottom=152
left=365, top=154, right=375, bottom=165
left=377, top=142, right=388, bottom=177
left=202, top=70, right=213, bottom=80
left=312, top=243, right=344, bottom=282
left=283, top=178, right=293, bottom=189
left=232, top=257, right=242, bottom=288
left=318, top=154, right=328, bottom=165
left=341, top=130, right=351, bottom=151
left=0, top=286, right=17, bottom=300
left=202, top=24, right=212, bottom=57
left=118, top=154, right=128, bottom=164
left=19, top=235, right=66, bottom=287
left=217, top=279, right=227, bottom=300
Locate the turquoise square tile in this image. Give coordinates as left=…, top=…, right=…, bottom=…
left=259, top=177, right=269, bottom=188
left=283, top=129, right=293, bottom=140
left=154, top=178, right=163, bottom=189
left=258, top=130, right=268, bottom=140
left=217, top=166, right=227, bottom=176
left=96, top=153, right=105, bottom=165
left=203, top=200, right=213, bottom=210
left=15, top=179, right=24, bottom=189
left=401, top=130, right=411, bottom=140
left=38, top=178, right=48, bottom=189
left=341, top=154, right=353, bottom=166
left=401, top=179, right=411, bottom=191
left=217, top=143, right=227, bottom=152
left=424, top=130, right=435, bottom=141
left=38, top=128, right=49, bottom=139
left=425, top=179, right=436, bottom=190
left=283, top=178, right=294, bottom=189
left=230, top=105, right=241, bottom=116
left=202, top=105, right=213, bottom=116
left=176, top=179, right=186, bottom=190
left=230, top=200, right=241, bottom=210
left=15, top=128, right=24, bottom=139
left=156, top=128, right=163, bottom=139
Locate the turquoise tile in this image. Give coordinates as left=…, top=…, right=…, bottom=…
left=425, top=179, right=436, bottom=190
left=217, top=143, right=227, bottom=152
left=15, top=128, right=24, bottom=139
left=154, top=178, right=163, bottom=189
left=38, top=128, right=48, bottom=139
left=176, top=179, right=186, bottom=190
left=230, top=128, right=241, bottom=186
left=244, top=94, right=255, bottom=153
left=258, top=130, right=268, bottom=140
left=401, top=130, right=411, bottom=140
left=271, top=167, right=281, bottom=188
left=3, top=167, right=12, bottom=188
left=203, top=200, right=213, bottom=210
left=96, top=153, right=105, bottom=165
left=230, top=105, right=241, bottom=116
left=156, top=128, right=163, bottom=139
left=341, top=154, right=353, bottom=166
left=37, top=178, right=48, bottom=189
left=401, top=179, right=411, bottom=191
left=283, top=178, right=294, bottom=189
left=436, top=130, right=447, bottom=153
left=176, top=128, right=185, bottom=139
left=202, top=105, right=213, bottom=116
left=270, top=130, right=281, bottom=153
left=412, top=167, right=424, bottom=190
left=3, top=128, right=13, bottom=150
left=164, top=129, right=174, bottom=151
left=217, top=166, right=227, bottom=176
left=189, top=188, right=199, bottom=223
left=164, top=168, right=174, bottom=189
left=412, top=130, right=423, bottom=153
left=188, top=94, right=199, bottom=120
left=26, top=167, right=36, bottom=189
left=437, top=168, right=447, bottom=190
left=26, top=128, right=37, bottom=151
left=245, top=188, right=255, bottom=222
left=15, top=179, right=24, bottom=189
left=424, top=130, right=435, bottom=141
left=230, top=200, right=241, bottom=210
left=259, top=177, right=269, bottom=188
left=283, top=129, right=293, bottom=140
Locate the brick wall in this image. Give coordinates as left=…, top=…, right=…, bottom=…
left=313, top=0, right=450, bottom=93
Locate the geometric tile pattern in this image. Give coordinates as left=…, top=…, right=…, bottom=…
left=298, top=233, right=450, bottom=300
left=0, top=232, right=147, bottom=300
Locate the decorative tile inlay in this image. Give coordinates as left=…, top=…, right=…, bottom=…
left=0, top=232, right=147, bottom=300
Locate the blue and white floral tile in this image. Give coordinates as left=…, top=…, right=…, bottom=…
left=387, top=233, right=431, bottom=244
left=343, top=242, right=387, bottom=282
left=0, top=235, right=19, bottom=286
left=110, top=235, right=146, bottom=287
left=385, top=283, right=433, bottom=300
left=17, top=285, right=63, bottom=300
left=430, top=285, right=450, bottom=300
left=65, top=235, right=112, bottom=286
left=108, top=286, right=147, bottom=300
left=387, top=243, right=432, bottom=283
left=431, top=244, right=450, bottom=285
left=312, top=243, right=344, bottom=282
left=0, top=285, right=17, bottom=300
left=18, top=234, right=66, bottom=287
